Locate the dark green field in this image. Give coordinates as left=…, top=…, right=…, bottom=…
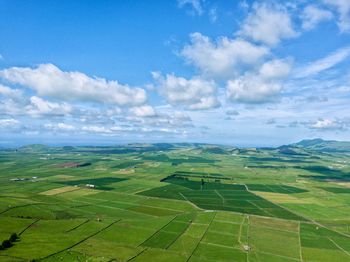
left=0, top=140, right=350, bottom=261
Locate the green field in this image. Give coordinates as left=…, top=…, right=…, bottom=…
left=0, top=141, right=350, bottom=261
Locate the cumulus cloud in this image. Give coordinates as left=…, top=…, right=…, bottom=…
left=0, top=64, right=147, bottom=106
left=153, top=72, right=220, bottom=110
left=238, top=2, right=298, bottom=46
left=178, top=0, right=203, bottom=15
left=0, top=85, right=23, bottom=101
left=226, top=59, right=291, bottom=103
left=130, top=105, right=156, bottom=117
left=307, top=118, right=348, bottom=130
left=181, top=33, right=268, bottom=77
left=301, top=5, right=333, bottom=30
left=227, top=75, right=282, bottom=103
left=295, top=46, right=350, bottom=78
left=26, top=96, right=73, bottom=117
left=259, top=59, right=292, bottom=79
left=323, top=0, right=350, bottom=32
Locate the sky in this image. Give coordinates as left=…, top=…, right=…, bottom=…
left=0, top=0, right=350, bottom=147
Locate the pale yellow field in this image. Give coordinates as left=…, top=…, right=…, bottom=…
left=253, top=191, right=312, bottom=204
left=333, top=182, right=350, bottom=188
left=40, top=186, right=80, bottom=196
left=250, top=215, right=299, bottom=232
left=113, top=169, right=135, bottom=174
left=38, top=174, right=75, bottom=181
left=57, top=188, right=101, bottom=198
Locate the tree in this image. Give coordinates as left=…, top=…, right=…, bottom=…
left=2, top=239, right=12, bottom=248
left=9, top=233, right=18, bottom=242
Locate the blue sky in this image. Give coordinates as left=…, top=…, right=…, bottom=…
left=0, top=0, right=350, bottom=147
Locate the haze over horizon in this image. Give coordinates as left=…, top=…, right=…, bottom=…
left=1, top=0, right=350, bottom=147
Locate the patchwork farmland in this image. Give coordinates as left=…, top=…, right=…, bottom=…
left=0, top=142, right=350, bottom=261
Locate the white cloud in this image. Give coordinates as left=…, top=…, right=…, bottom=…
left=181, top=33, right=269, bottom=77
left=178, top=0, right=203, bottom=15
left=82, top=125, right=112, bottom=134
left=295, top=46, right=350, bottom=78
left=301, top=5, right=333, bottom=30
left=0, top=118, right=20, bottom=127
left=153, top=72, right=220, bottom=110
left=226, top=59, right=291, bottom=104
left=0, top=64, right=147, bottom=106
left=259, top=59, right=292, bottom=79
left=324, top=0, right=350, bottom=32
left=26, top=96, right=73, bottom=117
left=238, top=2, right=297, bottom=46
left=44, top=123, right=76, bottom=131
left=0, top=85, right=23, bottom=101
left=307, top=118, right=347, bottom=130
left=227, top=75, right=283, bottom=104
left=130, top=105, right=156, bottom=117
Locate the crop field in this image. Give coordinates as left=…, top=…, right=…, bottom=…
left=0, top=142, right=350, bottom=261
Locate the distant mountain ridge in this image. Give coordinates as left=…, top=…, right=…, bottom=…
left=290, top=138, right=350, bottom=153
left=6, top=139, right=350, bottom=154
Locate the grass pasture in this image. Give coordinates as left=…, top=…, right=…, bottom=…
left=138, top=177, right=306, bottom=221
left=0, top=143, right=350, bottom=261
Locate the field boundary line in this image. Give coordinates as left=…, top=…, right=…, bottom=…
left=0, top=203, right=46, bottom=215
left=132, top=187, right=154, bottom=194
left=257, top=250, right=301, bottom=261
left=0, top=195, right=31, bottom=199
left=126, top=247, right=148, bottom=261
left=178, top=192, right=200, bottom=210
left=200, top=241, right=243, bottom=251
left=245, top=219, right=299, bottom=235
left=215, top=190, right=225, bottom=204
left=65, top=219, right=90, bottom=233
left=19, top=218, right=40, bottom=236
left=185, top=212, right=217, bottom=262
left=81, top=195, right=189, bottom=213
left=165, top=216, right=194, bottom=249
left=39, top=219, right=121, bottom=261
left=213, top=219, right=241, bottom=225
left=247, top=190, right=307, bottom=221
left=70, top=198, right=158, bottom=218
left=238, top=215, right=246, bottom=245
left=0, top=254, right=27, bottom=261
left=262, top=195, right=350, bottom=239
left=247, top=200, right=274, bottom=217
left=247, top=215, right=250, bottom=262
left=179, top=192, right=190, bottom=202
left=298, top=222, right=304, bottom=262
left=138, top=215, right=178, bottom=247
left=329, top=238, right=350, bottom=257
